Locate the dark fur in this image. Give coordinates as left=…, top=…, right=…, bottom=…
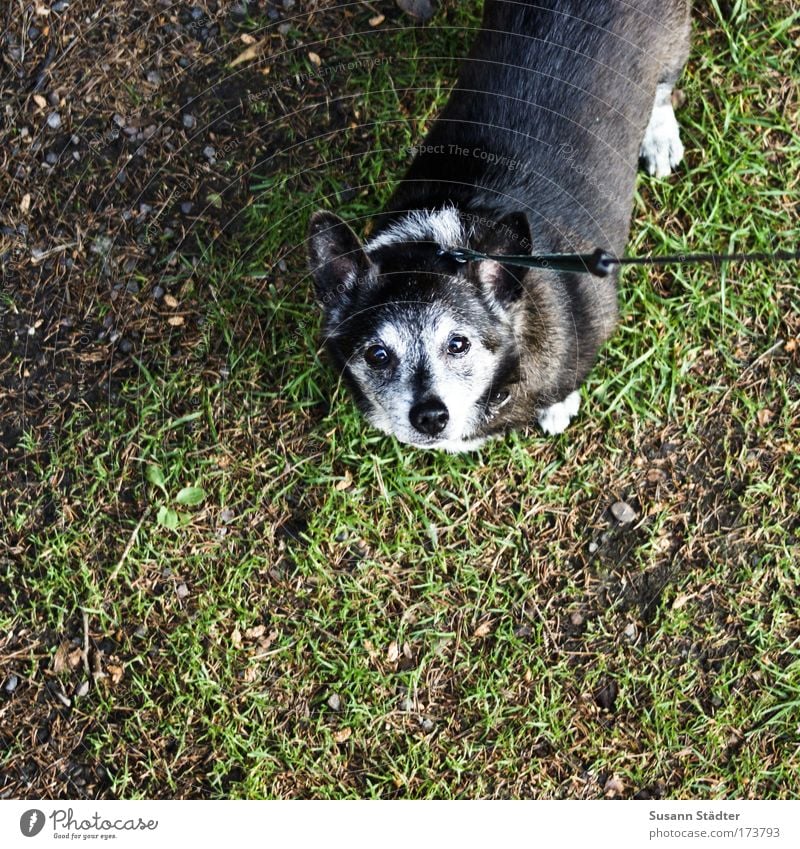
left=309, top=0, right=691, bottom=445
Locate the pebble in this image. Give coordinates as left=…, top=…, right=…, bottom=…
left=47, top=112, right=62, bottom=129
left=146, top=70, right=161, bottom=85
left=45, top=151, right=58, bottom=165
left=611, top=500, right=637, bottom=524
left=278, top=22, right=291, bottom=35
left=219, top=508, right=235, bottom=524
left=119, top=339, right=133, bottom=354
left=180, top=201, right=194, bottom=215
left=134, top=624, right=147, bottom=638
left=139, top=202, right=152, bottom=216
left=203, top=145, right=216, bottom=160
left=151, top=285, right=165, bottom=299
left=182, top=113, right=197, bottom=129
left=327, top=693, right=341, bottom=711
left=113, top=113, right=126, bottom=127
left=53, top=1, right=69, bottom=11
left=176, top=583, right=190, bottom=599
left=28, top=26, right=40, bottom=40
left=75, top=681, right=90, bottom=698
left=421, top=718, right=434, bottom=733
left=3, top=674, right=19, bottom=694
left=588, top=541, right=598, bottom=553
left=396, top=0, right=438, bottom=22
left=594, top=678, right=618, bottom=711
left=125, top=280, right=140, bottom=294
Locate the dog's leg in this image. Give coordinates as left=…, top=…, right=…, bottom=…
left=639, top=82, right=684, bottom=178
left=537, top=390, right=581, bottom=436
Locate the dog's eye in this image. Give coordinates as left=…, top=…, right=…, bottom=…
left=447, top=335, right=471, bottom=356
left=364, top=344, right=391, bottom=369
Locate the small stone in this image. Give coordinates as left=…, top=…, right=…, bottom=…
left=125, top=280, right=140, bottom=294
left=45, top=151, right=58, bottom=165
left=327, top=693, right=341, bottom=711
left=151, top=285, right=165, bottom=299
left=219, top=508, right=235, bottom=524
left=570, top=612, right=584, bottom=626
left=190, top=6, right=204, bottom=20
left=134, top=624, right=147, bottom=638
left=48, top=92, right=60, bottom=107
left=203, top=145, right=216, bottom=160
left=588, top=541, right=598, bottom=553
left=421, top=718, right=434, bottom=733
left=146, top=70, right=161, bottom=85
left=116, top=169, right=127, bottom=184
left=396, top=0, right=438, bottom=22
left=112, top=113, right=126, bottom=127
left=180, top=201, right=194, bottom=215
left=75, top=681, right=90, bottom=698
left=3, top=674, right=19, bottom=694
left=611, top=500, right=637, bottom=524
left=623, top=622, right=638, bottom=642
left=53, top=1, right=69, bottom=11
left=139, top=203, right=152, bottom=216
left=28, top=26, right=40, bottom=40
left=119, top=338, right=133, bottom=354
left=182, top=113, right=196, bottom=129
left=594, top=678, right=618, bottom=711
left=604, top=775, right=625, bottom=798
left=176, top=582, right=189, bottom=600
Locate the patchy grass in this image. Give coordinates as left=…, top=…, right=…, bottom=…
left=1, top=1, right=798, bottom=799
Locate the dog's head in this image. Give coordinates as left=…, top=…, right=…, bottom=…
left=307, top=207, right=534, bottom=451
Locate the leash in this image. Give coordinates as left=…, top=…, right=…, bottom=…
left=438, top=246, right=800, bottom=278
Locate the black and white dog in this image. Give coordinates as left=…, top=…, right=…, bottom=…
left=308, top=0, right=690, bottom=451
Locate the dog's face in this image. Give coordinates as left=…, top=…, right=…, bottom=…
left=308, top=209, right=531, bottom=450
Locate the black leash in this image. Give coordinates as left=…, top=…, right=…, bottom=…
left=439, top=246, right=800, bottom=278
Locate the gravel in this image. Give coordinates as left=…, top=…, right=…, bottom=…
left=611, top=500, right=637, bottom=524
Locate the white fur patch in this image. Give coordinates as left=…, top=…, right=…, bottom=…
left=639, top=84, right=684, bottom=178
left=537, top=390, right=581, bottom=436
left=365, top=206, right=464, bottom=252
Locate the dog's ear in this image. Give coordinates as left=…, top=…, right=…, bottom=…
left=470, top=212, right=531, bottom=304
left=307, top=211, right=373, bottom=307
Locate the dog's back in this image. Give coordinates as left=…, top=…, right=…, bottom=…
left=381, top=0, right=690, bottom=255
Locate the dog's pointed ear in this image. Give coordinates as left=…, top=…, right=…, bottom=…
left=307, top=211, right=372, bottom=307
left=471, top=212, right=532, bottom=304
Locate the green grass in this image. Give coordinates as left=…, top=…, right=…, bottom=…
left=1, top=0, right=799, bottom=799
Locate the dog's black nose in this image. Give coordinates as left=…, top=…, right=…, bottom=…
left=410, top=399, right=449, bottom=436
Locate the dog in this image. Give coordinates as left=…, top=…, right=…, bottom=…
left=308, top=0, right=690, bottom=452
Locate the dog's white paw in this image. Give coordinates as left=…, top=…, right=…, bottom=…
left=537, top=390, right=581, bottom=436
left=640, top=101, right=684, bottom=178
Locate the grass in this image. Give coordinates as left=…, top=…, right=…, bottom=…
left=1, top=0, right=798, bottom=799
